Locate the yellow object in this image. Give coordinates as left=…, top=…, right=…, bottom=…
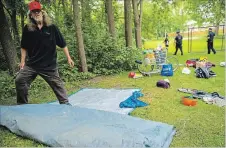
left=199, top=57, right=207, bottom=62
left=145, top=53, right=155, bottom=59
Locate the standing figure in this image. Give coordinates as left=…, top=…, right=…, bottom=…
left=174, top=31, right=183, bottom=55
left=163, top=34, right=169, bottom=49
left=15, top=0, right=74, bottom=105
left=207, top=28, right=216, bottom=54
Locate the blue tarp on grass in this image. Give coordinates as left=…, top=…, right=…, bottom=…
left=50, top=88, right=144, bottom=115
left=0, top=104, right=176, bottom=147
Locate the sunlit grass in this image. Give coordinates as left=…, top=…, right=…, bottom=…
left=0, top=51, right=225, bottom=147
left=143, top=37, right=224, bottom=53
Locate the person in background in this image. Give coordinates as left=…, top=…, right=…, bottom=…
left=174, top=31, right=183, bottom=55
left=163, top=34, right=169, bottom=49
left=207, top=28, right=216, bottom=54
left=15, top=0, right=74, bottom=105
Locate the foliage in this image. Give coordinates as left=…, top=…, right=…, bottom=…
left=186, top=0, right=225, bottom=26
left=0, top=71, right=16, bottom=101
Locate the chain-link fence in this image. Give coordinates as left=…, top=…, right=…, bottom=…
left=187, top=25, right=225, bottom=53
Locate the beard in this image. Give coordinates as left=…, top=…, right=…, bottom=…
left=33, top=15, right=43, bottom=24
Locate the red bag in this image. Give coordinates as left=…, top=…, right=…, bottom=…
left=186, top=59, right=198, bottom=67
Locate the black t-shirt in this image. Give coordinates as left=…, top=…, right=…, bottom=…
left=207, top=32, right=215, bottom=42
left=164, top=38, right=169, bottom=46
left=175, top=35, right=183, bottom=45
left=21, top=24, right=66, bottom=70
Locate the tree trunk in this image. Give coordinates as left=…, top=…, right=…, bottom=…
left=215, top=23, right=219, bottom=36
left=20, top=10, right=24, bottom=32
left=124, top=0, right=132, bottom=47
left=81, top=0, right=91, bottom=23
left=105, top=0, right=116, bottom=38
left=0, top=43, right=7, bottom=70
left=11, top=9, right=20, bottom=49
left=72, top=0, right=88, bottom=72
left=132, top=0, right=142, bottom=48
left=0, top=1, right=18, bottom=75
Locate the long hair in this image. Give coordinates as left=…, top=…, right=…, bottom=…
left=27, top=10, right=52, bottom=31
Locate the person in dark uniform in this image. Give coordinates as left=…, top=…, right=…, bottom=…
left=207, top=28, right=216, bottom=54
left=174, top=31, right=183, bottom=55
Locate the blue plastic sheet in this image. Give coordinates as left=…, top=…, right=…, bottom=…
left=0, top=104, right=176, bottom=147
left=50, top=88, right=142, bottom=114
left=119, top=91, right=148, bottom=108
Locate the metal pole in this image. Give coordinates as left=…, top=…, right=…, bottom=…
left=221, top=25, right=225, bottom=51
left=188, top=27, right=190, bottom=53
left=191, top=28, right=193, bottom=53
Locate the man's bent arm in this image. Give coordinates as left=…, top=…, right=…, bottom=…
left=63, top=46, right=71, bottom=60
left=63, top=46, right=74, bottom=67
left=21, top=48, right=26, bottom=63
left=20, top=48, right=26, bottom=69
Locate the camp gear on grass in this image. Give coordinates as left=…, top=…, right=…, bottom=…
left=156, top=80, right=170, bottom=89
left=178, top=88, right=226, bottom=107
left=182, top=96, right=197, bottom=106
left=119, top=91, right=147, bottom=108
left=161, top=64, right=173, bottom=76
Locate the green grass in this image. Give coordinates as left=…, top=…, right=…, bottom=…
left=144, top=37, right=224, bottom=53
left=0, top=51, right=225, bottom=147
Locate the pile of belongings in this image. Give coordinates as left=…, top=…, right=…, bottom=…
left=195, top=67, right=216, bottom=78
left=178, top=88, right=226, bottom=107
left=186, top=57, right=215, bottom=69
left=187, top=57, right=216, bottom=79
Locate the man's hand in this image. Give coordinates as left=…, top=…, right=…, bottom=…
left=19, top=62, right=25, bottom=69
left=67, top=58, right=74, bottom=68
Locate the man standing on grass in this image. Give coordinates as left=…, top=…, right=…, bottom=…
left=207, top=28, right=216, bottom=54
left=174, top=31, right=183, bottom=55
left=15, top=0, right=74, bottom=105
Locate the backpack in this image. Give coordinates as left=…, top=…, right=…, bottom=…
left=186, top=59, right=198, bottom=67
left=195, top=67, right=210, bottom=79
left=156, top=80, right=170, bottom=89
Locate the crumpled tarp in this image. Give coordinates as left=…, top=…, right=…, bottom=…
left=50, top=88, right=142, bottom=114
left=119, top=91, right=148, bottom=108
left=0, top=104, right=176, bottom=147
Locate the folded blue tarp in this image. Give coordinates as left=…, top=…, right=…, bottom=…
left=50, top=88, right=143, bottom=115
left=0, top=104, right=176, bottom=147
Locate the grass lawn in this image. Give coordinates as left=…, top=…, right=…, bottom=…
left=144, top=37, right=224, bottom=53
left=0, top=51, right=225, bottom=147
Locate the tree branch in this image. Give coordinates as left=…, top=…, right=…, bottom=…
left=0, top=0, right=12, bottom=17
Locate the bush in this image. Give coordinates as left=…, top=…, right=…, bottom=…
left=0, top=71, right=16, bottom=99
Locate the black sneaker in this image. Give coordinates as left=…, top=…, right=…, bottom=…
left=61, top=102, right=72, bottom=106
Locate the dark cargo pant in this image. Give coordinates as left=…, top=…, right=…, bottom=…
left=15, top=66, right=69, bottom=104
left=174, top=44, right=183, bottom=55
left=207, top=41, right=216, bottom=54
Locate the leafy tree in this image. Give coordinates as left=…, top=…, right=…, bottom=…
left=105, top=0, right=116, bottom=38
left=72, top=0, right=88, bottom=72
left=124, top=0, right=132, bottom=47
left=0, top=0, right=18, bottom=75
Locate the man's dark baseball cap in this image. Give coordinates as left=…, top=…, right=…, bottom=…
left=29, top=1, right=42, bottom=11
left=176, top=30, right=180, bottom=33
left=209, top=28, right=212, bottom=31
